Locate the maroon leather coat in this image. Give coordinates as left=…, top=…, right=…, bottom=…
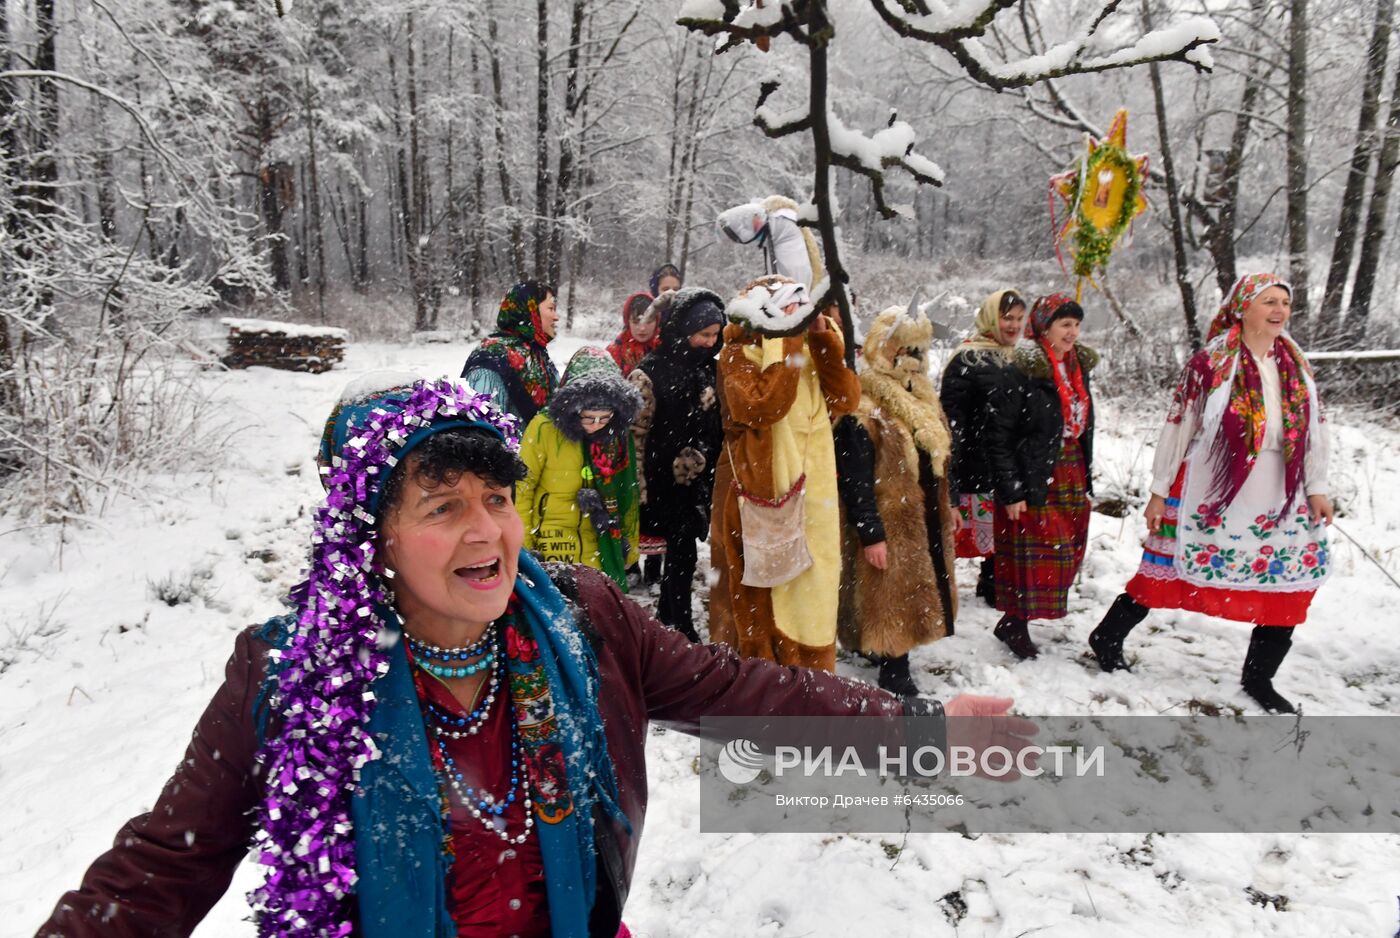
left=39, top=565, right=906, bottom=936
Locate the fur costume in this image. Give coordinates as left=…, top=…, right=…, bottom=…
left=838, top=307, right=959, bottom=656
left=709, top=278, right=861, bottom=671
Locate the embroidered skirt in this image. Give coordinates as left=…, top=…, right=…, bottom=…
left=955, top=492, right=997, bottom=558
left=994, top=437, right=1090, bottom=620
left=1125, top=457, right=1326, bottom=626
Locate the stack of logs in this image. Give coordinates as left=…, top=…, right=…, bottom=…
left=221, top=318, right=348, bottom=373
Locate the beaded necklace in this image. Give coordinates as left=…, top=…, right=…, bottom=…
left=437, top=729, right=535, bottom=846
left=406, top=623, right=499, bottom=679
left=422, top=655, right=502, bottom=740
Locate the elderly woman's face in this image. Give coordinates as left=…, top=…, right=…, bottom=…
left=380, top=466, right=522, bottom=637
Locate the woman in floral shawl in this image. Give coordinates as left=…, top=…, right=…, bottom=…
left=1088, top=274, right=1333, bottom=714
left=462, top=280, right=562, bottom=425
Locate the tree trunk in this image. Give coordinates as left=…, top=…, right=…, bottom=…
left=388, top=43, right=429, bottom=331
left=1319, top=0, right=1394, bottom=327
left=297, top=162, right=310, bottom=287
left=258, top=98, right=292, bottom=292
left=0, top=0, right=19, bottom=415
left=303, top=67, right=327, bottom=320
left=469, top=40, right=488, bottom=326
left=1285, top=0, right=1311, bottom=329
left=534, top=0, right=551, bottom=276
left=329, top=178, right=357, bottom=288
left=547, top=0, right=586, bottom=289
left=486, top=0, right=525, bottom=278
left=1346, top=60, right=1400, bottom=335
left=1143, top=1, right=1201, bottom=348
left=20, top=0, right=60, bottom=324
left=806, top=4, right=855, bottom=366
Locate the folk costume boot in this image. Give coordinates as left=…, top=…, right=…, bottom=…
left=993, top=614, right=1039, bottom=660
left=975, top=557, right=996, bottom=608
left=877, top=654, right=920, bottom=696
left=1241, top=625, right=1297, bottom=714
left=1089, top=593, right=1150, bottom=673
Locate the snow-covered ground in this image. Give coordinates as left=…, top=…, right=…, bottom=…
left=3, top=334, right=1399, bottom=936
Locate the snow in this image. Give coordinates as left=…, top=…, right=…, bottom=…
left=732, top=1, right=790, bottom=30
left=676, top=0, right=727, bottom=21
left=826, top=111, right=946, bottom=185
left=4, top=333, right=1400, bottom=935
left=957, top=15, right=1221, bottom=83
left=220, top=317, right=351, bottom=339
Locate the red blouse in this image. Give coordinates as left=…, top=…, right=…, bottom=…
left=416, top=670, right=550, bottom=937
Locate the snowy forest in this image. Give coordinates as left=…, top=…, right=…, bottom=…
left=2, top=0, right=1399, bottom=512
left=5, top=0, right=1400, bottom=935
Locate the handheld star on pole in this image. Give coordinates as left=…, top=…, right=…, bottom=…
left=1049, top=109, right=1150, bottom=301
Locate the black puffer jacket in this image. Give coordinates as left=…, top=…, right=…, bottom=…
left=631, top=329, right=723, bottom=542
left=940, top=347, right=1023, bottom=499
left=984, top=343, right=1098, bottom=507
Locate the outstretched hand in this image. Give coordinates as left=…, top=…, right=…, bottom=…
left=944, top=695, right=1039, bottom=781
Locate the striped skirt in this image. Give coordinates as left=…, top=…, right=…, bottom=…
left=994, top=437, right=1090, bottom=620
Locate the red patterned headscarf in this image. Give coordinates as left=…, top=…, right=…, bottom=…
left=1167, top=273, right=1318, bottom=514
left=1028, top=293, right=1090, bottom=439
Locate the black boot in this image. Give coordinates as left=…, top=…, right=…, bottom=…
left=1089, top=593, right=1150, bottom=673
left=975, top=557, right=996, bottom=608
left=993, top=615, right=1039, bottom=660
left=1241, top=626, right=1297, bottom=714
left=877, top=654, right=920, bottom=696
left=643, top=555, right=664, bottom=587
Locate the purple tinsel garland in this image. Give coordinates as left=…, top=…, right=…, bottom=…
left=249, top=379, right=519, bottom=937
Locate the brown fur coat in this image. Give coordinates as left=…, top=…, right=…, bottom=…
left=837, top=404, right=959, bottom=656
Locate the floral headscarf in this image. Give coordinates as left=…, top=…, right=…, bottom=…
left=1027, top=293, right=1090, bottom=439
left=1166, top=273, right=1319, bottom=514
left=476, top=281, right=560, bottom=408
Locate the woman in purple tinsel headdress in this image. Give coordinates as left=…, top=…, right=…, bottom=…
left=39, top=375, right=1021, bottom=938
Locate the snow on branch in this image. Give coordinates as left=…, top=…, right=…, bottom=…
left=753, top=77, right=943, bottom=217
left=754, top=80, right=813, bottom=137
left=676, top=0, right=808, bottom=53
left=868, top=0, right=1220, bottom=90
left=827, top=110, right=944, bottom=219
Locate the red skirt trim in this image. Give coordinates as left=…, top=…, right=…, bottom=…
left=1125, top=572, right=1314, bottom=626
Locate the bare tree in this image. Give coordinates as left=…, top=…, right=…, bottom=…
left=1319, top=0, right=1393, bottom=330
left=1285, top=0, right=1310, bottom=327
left=1142, top=0, right=1201, bottom=348
left=1346, top=55, right=1400, bottom=337
left=678, top=0, right=1219, bottom=362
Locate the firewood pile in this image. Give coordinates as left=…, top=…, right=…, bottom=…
left=221, top=318, right=349, bottom=373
